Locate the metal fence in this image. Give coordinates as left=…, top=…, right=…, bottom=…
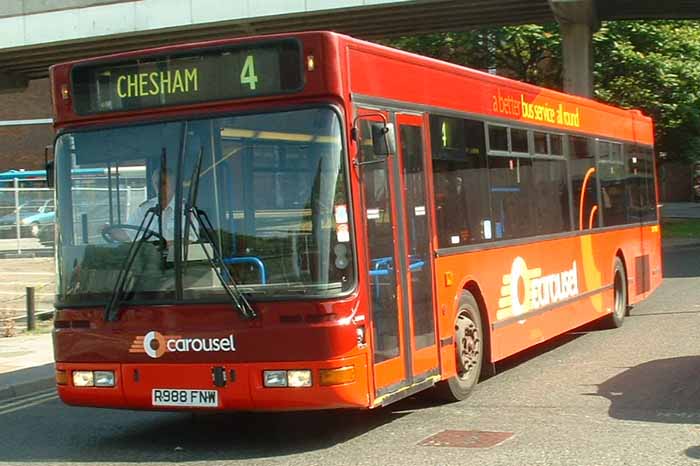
left=0, top=180, right=54, bottom=255
left=0, top=178, right=148, bottom=255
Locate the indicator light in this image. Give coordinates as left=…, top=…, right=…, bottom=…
left=61, top=84, right=70, bottom=100
left=307, top=55, right=315, bottom=71
left=319, top=366, right=356, bottom=386
left=55, top=369, right=68, bottom=386
left=444, top=271, right=454, bottom=286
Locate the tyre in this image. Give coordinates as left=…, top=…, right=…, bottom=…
left=604, top=257, right=628, bottom=328
left=432, top=291, right=484, bottom=402
left=30, top=222, right=40, bottom=237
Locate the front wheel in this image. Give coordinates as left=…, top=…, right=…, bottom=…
left=432, top=291, right=484, bottom=402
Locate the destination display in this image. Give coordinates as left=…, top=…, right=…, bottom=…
left=71, top=39, right=303, bottom=114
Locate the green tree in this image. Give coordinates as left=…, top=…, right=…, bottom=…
left=385, top=24, right=562, bottom=88
left=384, top=21, right=700, bottom=161
left=594, top=21, right=700, bottom=161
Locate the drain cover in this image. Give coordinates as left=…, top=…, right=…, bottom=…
left=419, top=430, right=513, bottom=448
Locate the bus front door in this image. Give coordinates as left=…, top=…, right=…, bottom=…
left=395, top=113, right=439, bottom=384
left=357, top=110, right=439, bottom=405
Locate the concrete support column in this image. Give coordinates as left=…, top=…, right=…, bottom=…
left=549, top=0, right=599, bottom=98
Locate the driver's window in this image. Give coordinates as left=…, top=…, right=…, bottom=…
left=68, top=159, right=148, bottom=245
left=56, top=124, right=181, bottom=301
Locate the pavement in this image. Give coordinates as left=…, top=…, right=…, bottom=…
left=0, top=333, right=54, bottom=401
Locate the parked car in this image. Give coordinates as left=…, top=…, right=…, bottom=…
left=37, top=202, right=114, bottom=248
left=37, top=222, right=55, bottom=248
left=0, top=199, right=54, bottom=238
left=25, top=201, right=55, bottom=237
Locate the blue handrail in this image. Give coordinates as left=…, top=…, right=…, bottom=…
left=369, top=256, right=424, bottom=276
left=222, top=256, right=267, bottom=284
left=368, top=255, right=425, bottom=299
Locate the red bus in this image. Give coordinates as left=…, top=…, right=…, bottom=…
left=50, top=31, right=661, bottom=410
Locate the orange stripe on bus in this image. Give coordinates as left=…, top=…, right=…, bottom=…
left=579, top=167, right=596, bottom=230
left=588, top=205, right=598, bottom=229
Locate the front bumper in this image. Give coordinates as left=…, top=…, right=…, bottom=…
left=55, top=353, right=369, bottom=411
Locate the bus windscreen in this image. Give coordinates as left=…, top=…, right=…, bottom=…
left=71, top=39, right=303, bottom=114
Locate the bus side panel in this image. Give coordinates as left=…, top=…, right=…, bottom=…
left=627, top=224, right=662, bottom=306
left=345, top=44, right=646, bottom=145
left=433, top=226, right=653, bottom=365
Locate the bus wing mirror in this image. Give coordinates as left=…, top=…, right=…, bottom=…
left=46, top=161, right=55, bottom=188
left=44, top=145, right=55, bottom=188
left=371, top=122, right=396, bottom=157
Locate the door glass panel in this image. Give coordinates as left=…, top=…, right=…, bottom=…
left=400, top=124, right=435, bottom=349
left=359, top=119, right=400, bottom=363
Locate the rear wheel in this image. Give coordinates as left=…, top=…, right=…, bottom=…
left=605, top=257, right=628, bottom=328
left=432, top=291, right=484, bottom=402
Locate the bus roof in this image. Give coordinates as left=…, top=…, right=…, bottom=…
left=50, top=30, right=653, bottom=144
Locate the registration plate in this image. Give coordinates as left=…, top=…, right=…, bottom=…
left=152, top=389, right=218, bottom=408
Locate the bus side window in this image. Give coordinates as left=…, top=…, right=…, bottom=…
left=429, top=115, right=490, bottom=247
left=569, top=136, right=600, bottom=230
left=599, top=141, right=627, bottom=227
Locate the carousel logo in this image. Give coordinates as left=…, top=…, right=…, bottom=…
left=129, top=331, right=236, bottom=359
left=498, top=257, right=579, bottom=318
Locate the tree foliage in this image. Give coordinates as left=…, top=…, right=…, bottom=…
left=385, top=24, right=562, bottom=88
left=384, top=21, right=700, bottom=161
left=594, top=21, right=700, bottom=161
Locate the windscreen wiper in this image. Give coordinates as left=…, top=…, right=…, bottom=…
left=183, top=147, right=257, bottom=320
left=182, top=146, right=202, bottom=265
left=105, top=152, right=168, bottom=322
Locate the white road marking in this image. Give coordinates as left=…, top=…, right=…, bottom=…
left=0, top=395, right=58, bottom=415
left=0, top=391, right=58, bottom=415
left=0, top=388, right=56, bottom=409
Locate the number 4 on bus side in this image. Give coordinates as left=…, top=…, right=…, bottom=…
left=240, top=55, right=258, bottom=90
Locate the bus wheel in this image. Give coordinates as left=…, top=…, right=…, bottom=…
left=605, top=257, right=628, bottom=328
left=433, top=291, right=484, bottom=402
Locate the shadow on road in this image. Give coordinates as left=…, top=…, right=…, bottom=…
left=685, top=446, right=700, bottom=460
left=592, top=355, right=700, bottom=461
left=0, top=401, right=411, bottom=463
left=592, top=356, right=700, bottom=425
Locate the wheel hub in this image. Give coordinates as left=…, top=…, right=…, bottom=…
left=456, top=313, right=480, bottom=379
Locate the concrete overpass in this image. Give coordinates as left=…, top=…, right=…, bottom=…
left=1, top=0, right=700, bottom=96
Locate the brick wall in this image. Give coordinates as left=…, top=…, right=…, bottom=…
left=0, top=78, right=54, bottom=171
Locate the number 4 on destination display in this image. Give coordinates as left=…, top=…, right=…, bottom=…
left=240, top=55, right=258, bottom=90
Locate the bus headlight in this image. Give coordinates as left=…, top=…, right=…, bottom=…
left=263, top=370, right=288, bottom=387
left=72, top=370, right=115, bottom=387
left=263, top=370, right=312, bottom=388
left=72, top=371, right=94, bottom=387
left=94, top=371, right=116, bottom=387
left=287, top=370, right=312, bottom=387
